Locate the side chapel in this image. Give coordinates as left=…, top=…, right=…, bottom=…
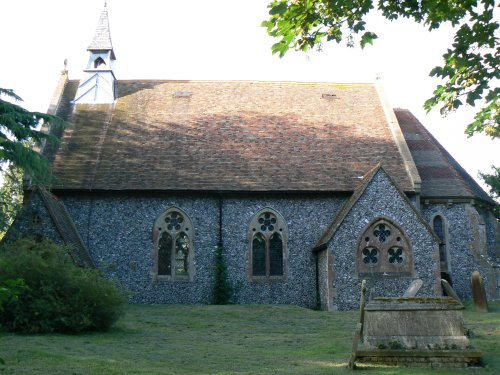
left=7, top=4, right=499, bottom=310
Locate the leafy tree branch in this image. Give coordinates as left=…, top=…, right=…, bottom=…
left=262, top=0, right=499, bottom=138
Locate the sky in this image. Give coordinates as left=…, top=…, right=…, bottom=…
left=1, top=0, right=498, bottom=188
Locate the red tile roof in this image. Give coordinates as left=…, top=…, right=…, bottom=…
left=48, top=80, right=417, bottom=192
left=396, top=109, right=493, bottom=203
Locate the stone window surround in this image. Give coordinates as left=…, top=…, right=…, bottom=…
left=356, top=217, right=414, bottom=277
left=247, top=207, right=289, bottom=282
left=152, top=206, right=195, bottom=282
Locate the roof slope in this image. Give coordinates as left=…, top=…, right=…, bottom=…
left=48, top=80, right=415, bottom=192
left=396, top=109, right=493, bottom=203
left=37, top=187, right=95, bottom=267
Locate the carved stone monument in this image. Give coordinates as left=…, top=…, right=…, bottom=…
left=471, top=271, right=488, bottom=313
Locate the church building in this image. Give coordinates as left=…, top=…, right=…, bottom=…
left=8, top=4, right=498, bottom=310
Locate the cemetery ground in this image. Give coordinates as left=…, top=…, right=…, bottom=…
left=1, top=301, right=498, bottom=374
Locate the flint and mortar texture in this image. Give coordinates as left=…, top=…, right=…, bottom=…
left=5, top=194, right=64, bottom=245
left=6, top=182, right=497, bottom=308
left=59, top=193, right=346, bottom=307
left=421, top=203, right=498, bottom=301
left=326, top=170, right=440, bottom=310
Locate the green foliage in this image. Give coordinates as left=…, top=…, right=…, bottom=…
left=263, top=0, right=499, bottom=138
left=0, top=88, right=63, bottom=183
left=0, top=164, right=24, bottom=239
left=480, top=165, right=500, bottom=218
left=213, top=245, right=233, bottom=304
left=0, top=278, right=26, bottom=312
left=0, top=237, right=125, bottom=333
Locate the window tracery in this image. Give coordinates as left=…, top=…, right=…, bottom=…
left=153, top=207, right=194, bottom=281
left=357, top=218, right=413, bottom=276
left=248, top=208, right=288, bottom=281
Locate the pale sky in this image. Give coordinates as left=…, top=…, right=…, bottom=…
left=1, top=0, right=498, bottom=188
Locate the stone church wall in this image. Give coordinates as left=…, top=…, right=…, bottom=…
left=326, top=171, right=440, bottom=310
left=59, top=193, right=347, bottom=307
left=422, top=203, right=498, bottom=300
left=5, top=193, right=64, bottom=246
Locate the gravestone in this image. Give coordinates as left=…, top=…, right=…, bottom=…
left=441, top=279, right=461, bottom=303
left=402, top=278, right=423, bottom=297
left=471, top=271, right=488, bottom=313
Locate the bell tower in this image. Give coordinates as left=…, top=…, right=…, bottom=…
left=74, top=1, right=116, bottom=103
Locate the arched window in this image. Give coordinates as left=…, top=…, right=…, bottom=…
left=433, top=215, right=452, bottom=284
left=94, top=57, right=106, bottom=68
left=356, top=218, right=413, bottom=276
left=248, top=208, right=288, bottom=280
left=153, top=207, right=194, bottom=281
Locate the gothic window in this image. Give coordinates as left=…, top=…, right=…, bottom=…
left=248, top=208, right=288, bottom=281
left=153, top=207, right=194, bottom=281
left=357, top=218, right=413, bottom=276
left=433, top=215, right=452, bottom=284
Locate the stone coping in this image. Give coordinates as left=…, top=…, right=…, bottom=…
left=365, top=297, right=464, bottom=311
left=356, top=349, right=482, bottom=358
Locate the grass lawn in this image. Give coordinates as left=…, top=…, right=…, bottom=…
left=1, top=301, right=498, bottom=374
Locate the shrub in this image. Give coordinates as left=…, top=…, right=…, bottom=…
left=213, top=245, right=233, bottom=304
left=0, top=237, right=124, bottom=333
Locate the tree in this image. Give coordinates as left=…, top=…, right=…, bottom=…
left=480, top=166, right=500, bottom=218
left=0, top=88, right=63, bottom=236
left=0, top=164, right=23, bottom=239
left=0, top=88, right=62, bottom=183
left=262, top=0, right=499, bottom=138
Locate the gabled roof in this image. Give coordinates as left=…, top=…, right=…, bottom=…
left=396, top=109, right=494, bottom=204
left=87, top=4, right=115, bottom=59
left=47, top=80, right=416, bottom=192
left=36, top=187, right=95, bottom=267
left=313, top=164, right=437, bottom=252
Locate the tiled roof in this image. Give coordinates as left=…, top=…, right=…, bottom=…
left=87, top=6, right=115, bottom=58
left=395, top=109, right=493, bottom=203
left=37, top=187, right=95, bottom=267
left=48, top=80, right=416, bottom=192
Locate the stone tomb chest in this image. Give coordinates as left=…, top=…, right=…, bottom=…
left=354, top=297, right=482, bottom=368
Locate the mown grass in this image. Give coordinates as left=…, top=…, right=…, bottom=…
left=0, top=301, right=498, bottom=374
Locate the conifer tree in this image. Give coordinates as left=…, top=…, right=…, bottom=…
left=0, top=88, right=62, bottom=182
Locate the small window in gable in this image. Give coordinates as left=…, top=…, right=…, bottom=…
left=31, top=213, right=42, bottom=226
left=357, top=218, right=413, bottom=276
left=153, top=207, right=194, bottom=281
left=248, top=208, right=288, bottom=281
